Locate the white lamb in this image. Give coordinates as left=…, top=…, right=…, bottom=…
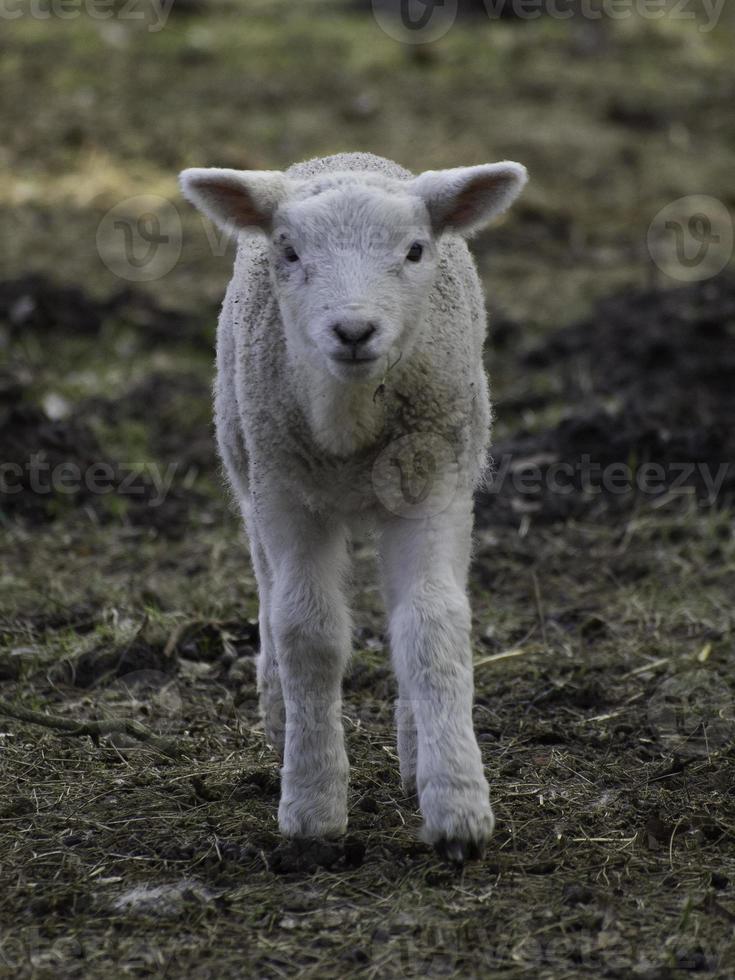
left=180, top=152, right=527, bottom=862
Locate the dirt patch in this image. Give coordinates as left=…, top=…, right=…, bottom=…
left=50, top=637, right=175, bottom=689
left=0, top=274, right=214, bottom=349
left=0, top=396, right=202, bottom=534
left=0, top=279, right=217, bottom=534
left=480, top=275, right=735, bottom=526
left=82, top=370, right=217, bottom=474
left=267, top=836, right=366, bottom=875
left=0, top=402, right=107, bottom=523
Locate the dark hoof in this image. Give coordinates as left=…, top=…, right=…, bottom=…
left=435, top=837, right=485, bottom=866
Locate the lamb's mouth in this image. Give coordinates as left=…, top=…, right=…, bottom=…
left=327, top=353, right=384, bottom=381
left=330, top=353, right=380, bottom=365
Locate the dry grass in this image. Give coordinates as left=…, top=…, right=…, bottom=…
left=1, top=508, right=734, bottom=977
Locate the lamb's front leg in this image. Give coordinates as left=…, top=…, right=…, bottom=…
left=380, top=497, right=493, bottom=862
left=264, top=508, right=351, bottom=839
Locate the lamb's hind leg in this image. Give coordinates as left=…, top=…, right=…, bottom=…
left=248, top=523, right=285, bottom=757
left=380, top=559, right=417, bottom=797
left=395, top=685, right=418, bottom=798
left=217, top=426, right=284, bottom=756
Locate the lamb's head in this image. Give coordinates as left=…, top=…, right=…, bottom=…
left=180, top=162, right=527, bottom=382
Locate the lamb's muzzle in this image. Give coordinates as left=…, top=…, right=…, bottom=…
left=330, top=317, right=379, bottom=360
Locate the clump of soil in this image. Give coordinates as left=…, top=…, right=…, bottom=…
left=266, top=836, right=366, bottom=875
left=50, top=637, right=175, bottom=689
left=481, top=275, right=735, bottom=525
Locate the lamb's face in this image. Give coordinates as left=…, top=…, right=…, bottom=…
left=180, top=160, right=528, bottom=382
left=270, top=185, right=437, bottom=381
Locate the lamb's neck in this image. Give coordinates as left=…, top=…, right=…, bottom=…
left=292, top=356, right=388, bottom=458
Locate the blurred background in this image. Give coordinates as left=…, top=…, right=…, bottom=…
left=1, top=2, right=734, bottom=977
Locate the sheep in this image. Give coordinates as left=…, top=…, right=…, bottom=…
left=180, top=152, right=527, bottom=862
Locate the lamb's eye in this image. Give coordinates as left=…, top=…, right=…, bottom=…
left=283, top=245, right=299, bottom=263
left=406, top=242, right=423, bottom=263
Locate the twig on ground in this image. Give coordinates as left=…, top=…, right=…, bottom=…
left=0, top=697, right=181, bottom=758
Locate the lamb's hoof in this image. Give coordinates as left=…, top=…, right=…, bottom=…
left=279, top=809, right=347, bottom=840
left=418, top=777, right=495, bottom=863
left=434, top=836, right=486, bottom=866
left=278, top=777, right=348, bottom=839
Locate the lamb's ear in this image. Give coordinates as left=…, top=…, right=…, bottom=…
left=179, top=168, right=290, bottom=233
left=410, top=162, right=528, bottom=236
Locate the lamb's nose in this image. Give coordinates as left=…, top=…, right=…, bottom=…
left=332, top=319, right=377, bottom=349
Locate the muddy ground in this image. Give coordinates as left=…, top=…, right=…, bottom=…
left=1, top=3, right=735, bottom=979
